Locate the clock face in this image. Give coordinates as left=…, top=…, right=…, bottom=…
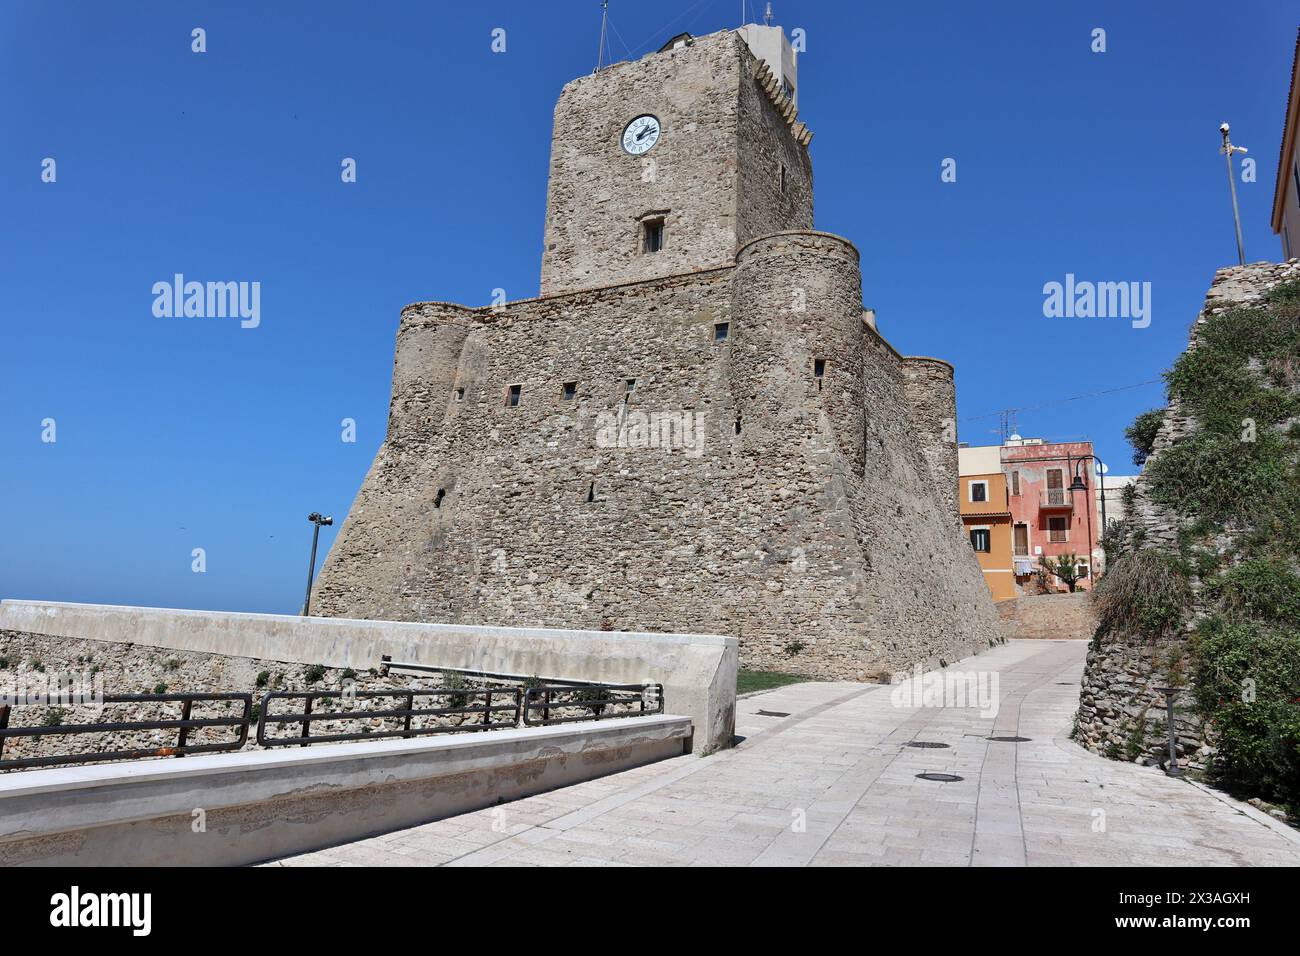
left=621, top=114, right=661, bottom=155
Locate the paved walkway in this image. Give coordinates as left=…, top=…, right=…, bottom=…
left=268, top=640, right=1300, bottom=866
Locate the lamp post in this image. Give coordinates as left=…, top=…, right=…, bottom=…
left=303, top=512, right=333, bottom=616
left=1219, top=123, right=1248, bottom=267
left=1067, top=454, right=1106, bottom=583
left=1154, top=686, right=1186, bottom=777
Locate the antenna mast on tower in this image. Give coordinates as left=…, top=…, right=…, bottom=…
left=595, top=0, right=610, bottom=73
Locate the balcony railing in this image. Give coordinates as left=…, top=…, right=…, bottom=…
left=1040, top=489, right=1074, bottom=509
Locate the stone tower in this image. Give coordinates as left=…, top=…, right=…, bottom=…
left=311, top=26, right=1000, bottom=679
left=541, top=29, right=812, bottom=295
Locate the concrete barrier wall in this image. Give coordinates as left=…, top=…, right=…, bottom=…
left=0, top=714, right=692, bottom=866
left=0, top=600, right=737, bottom=754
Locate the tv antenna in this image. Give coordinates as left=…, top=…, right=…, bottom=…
left=595, top=1, right=610, bottom=73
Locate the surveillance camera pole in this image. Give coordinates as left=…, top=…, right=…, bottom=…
left=1219, top=123, right=1248, bottom=266
left=303, top=512, right=333, bottom=616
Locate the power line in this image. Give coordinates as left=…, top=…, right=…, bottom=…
left=959, top=379, right=1164, bottom=423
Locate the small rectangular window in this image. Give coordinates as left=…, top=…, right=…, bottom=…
left=1011, top=471, right=1020, bottom=496
left=813, top=358, right=826, bottom=391
left=625, top=378, right=636, bottom=393
left=714, top=321, right=729, bottom=342
left=642, top=218, right=664, bottom=254
left=779, top=162, right=787, bottom=194
left=970, top=481, right=987, bottom=503
left=1048, top=516, right=1069, bottom=543
left=562, top=381, right=577, bottom=401
left=507, top=384, right=522, bottom=407
left=969, top=529, right=991, bottom=553
left=454, top=387, right=465, bottom=401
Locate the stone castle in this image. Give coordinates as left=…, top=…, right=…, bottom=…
left=311, top=26, right=1001, bottom=679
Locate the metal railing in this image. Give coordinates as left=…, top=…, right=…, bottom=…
left=0, top=680, right=668, bottom=770
left=523, top=683, right=663, bottom=726
left=0, top=693, right=252, bottom=771
left=1040, top=489, right=1074, bottom=509
left=255, top=687, right=523, bottom=747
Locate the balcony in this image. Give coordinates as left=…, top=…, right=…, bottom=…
left=1040, top=489, right=1075, bottom=510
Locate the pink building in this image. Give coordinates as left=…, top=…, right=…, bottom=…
left=1000, top=438, right=1104, bottom=592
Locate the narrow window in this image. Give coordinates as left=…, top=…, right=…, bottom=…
left=779, top=162, right=787, bottom=194
left=625, top=378, right=636, bottom=394
left=434, top=488, right=446, bottom=509
left=714, top=321, right=729, bottom=342
left=734, top=413, right=742, bottom=435
left=1010, top=470, right=1020, bottom=496
left=1048, top=516, right=1069, bottom=543
left=562, top=381, right=577, bottom=401
left=454, top=387, right=464, bottom=401
left=586, top=481, right=595, bottom=503
left=969, top=529, right=991, bottom=553
left=813, top=357, right=826, bottom=391
left=507, top=384, right=522, bottom=407
left=1045, top=468, right=1064, bottom=506
left=642, top=218, right=664, bottom=254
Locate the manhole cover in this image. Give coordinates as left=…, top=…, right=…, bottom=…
left=916, top=772, right=964, bottom=782
left=905, top=741, right=950, bottom=749
left=755, top=710, right=790, bottom=718
left=987, top=736, right=1032, bottom=743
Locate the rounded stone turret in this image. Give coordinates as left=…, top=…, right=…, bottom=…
left=900, top=356, right=958, bottom=521
left=390, top=302, right=478, bottom=447
left=731, top=231, right=866, bottom=472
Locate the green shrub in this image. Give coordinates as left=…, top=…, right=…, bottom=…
left=1093, top=549, right=1191, bottom=640
left=1190, top=616, right=1300, bottom=813
left=1204, top=557, right=1300, bottom=624
left=1125, top=408, right=1166, bottom=466
left=255, top=669, right=271, bottom=688
left=441, top=670, right=469, bottom=708
left=153, top=682, right=168, bottom=694
left=302, top=664, right=327, bottom=684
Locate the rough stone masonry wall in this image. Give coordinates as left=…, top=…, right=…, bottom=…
left=1075, top=259, right=1300, bottom=766
left=314, top=231, right=1001, bottom=680
left=540, top=31, right=812, bottom=296
left=0, top=630, right=495, bottom=768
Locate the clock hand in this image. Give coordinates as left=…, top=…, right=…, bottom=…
left=636, top=126, right=653, bottom=140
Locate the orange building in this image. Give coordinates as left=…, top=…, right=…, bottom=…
left=957, top=446, right=1016, bottom=601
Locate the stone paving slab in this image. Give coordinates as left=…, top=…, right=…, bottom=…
left=267, top=640, right=1300, bottom=867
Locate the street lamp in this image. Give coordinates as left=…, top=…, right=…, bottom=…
left=1219, top=123, right=1249, bottom=266
left=1066, top=455, right=1108, bottom=583
left=302, top=512, right=333, bottom=616
left=1067, top=454, right=1108, bottom=531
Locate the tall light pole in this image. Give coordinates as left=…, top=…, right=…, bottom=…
left=1067, top=454, right=1107, bottom=582
left=303, top=512, right=333, bottom=616
left=1219, top=123, right=1249, bottom=266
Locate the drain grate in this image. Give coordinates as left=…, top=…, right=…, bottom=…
left=916, top=772, right=964, bottom=782
left=987, top=735, right=1032, bottom=743
left=905, top=741, right=950, bottom=749
left=755, top=710, right=790, bottom=718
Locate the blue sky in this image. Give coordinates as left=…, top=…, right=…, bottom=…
left=1, top=0, right=1295, bottom=613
